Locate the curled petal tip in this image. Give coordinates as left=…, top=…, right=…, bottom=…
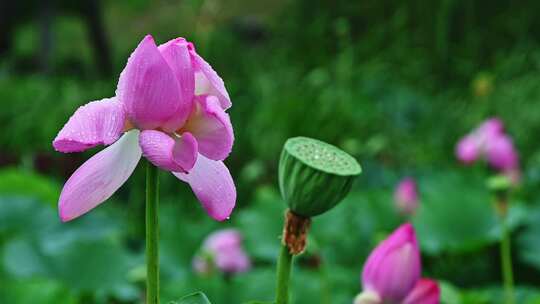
left=59, top=208, right=72, bottom=222
left=191, top=50, right=232, bottom=109
left=169, top=37, right=187, bottom=45
left=394, top=222, right=416, bottom=240
left=401, top=223, right=415, bottom=234
left=205, top=207, right=233, bottom=222
left=213, top=213, right=232, bottom=222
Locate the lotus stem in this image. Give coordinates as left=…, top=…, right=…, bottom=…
left=500, top=213, right=515, bottom=304
left=146, top=161, right=160, bottom=304
left=275, top=243, right=293, bottom=304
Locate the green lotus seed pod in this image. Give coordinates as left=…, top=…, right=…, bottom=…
left=278, top=137, right=362, bottom=217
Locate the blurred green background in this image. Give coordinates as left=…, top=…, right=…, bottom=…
left=1, top=0, right=540, bottom=303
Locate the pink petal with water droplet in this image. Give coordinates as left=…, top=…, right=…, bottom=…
left=59, top=131, right=141, bottom=221
left=53, top=97, right=125, bottom=153
left=173, top=155, right=236, bottom=221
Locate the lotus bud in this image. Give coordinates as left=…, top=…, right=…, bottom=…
left=361, top=223, right=421, bottom=303
left=394, top=178, right=419, bottom=215
left=278, top=137, right=361, bottom=217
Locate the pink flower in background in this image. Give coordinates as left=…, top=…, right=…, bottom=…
left=456, top=135, right=480, bottom=164
left=455, top=118, right=503, bottom=164
left=193, top=229, right=251, bottom=274
left=477, top=118, right=504, bottom=141
left=355, top=223, right=440, bottom=304
left=403, top=279, right=440, bottom=304
left=53, top=35, right=236, bottom=222
left=455, top=117, right=519, bottom=175
left=485, top=134, right=519, bottom=171
left=394, top=178, right=419, bottom=215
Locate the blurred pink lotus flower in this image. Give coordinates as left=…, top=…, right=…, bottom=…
left=53, top=35, right=235, bottom=222
left=355, top=223, right=440, bottom=304
left=477, top=118, right=504, bottom=139
left=456, top=135, right=480, bottom=164
left=456, top=118, right=503, bottom=164
left=485, top=134, right=519, bottom=171
left=394, top=178, right=419, bottom=215
left=455, top=117, right=519, bottom=175
left=193, top=229, right=251, bottom=274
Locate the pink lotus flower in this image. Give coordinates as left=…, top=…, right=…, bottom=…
left=403, top=279, right=440, bottom=304
left=394, top=178, right=419, bottom=215
left=455, top=117, right=519, bottom=174
left=355, top=223, right=440, bottom=304
left=193, top=229, right=251, bottom=274
left=53, top=35, right=236, bottom=222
